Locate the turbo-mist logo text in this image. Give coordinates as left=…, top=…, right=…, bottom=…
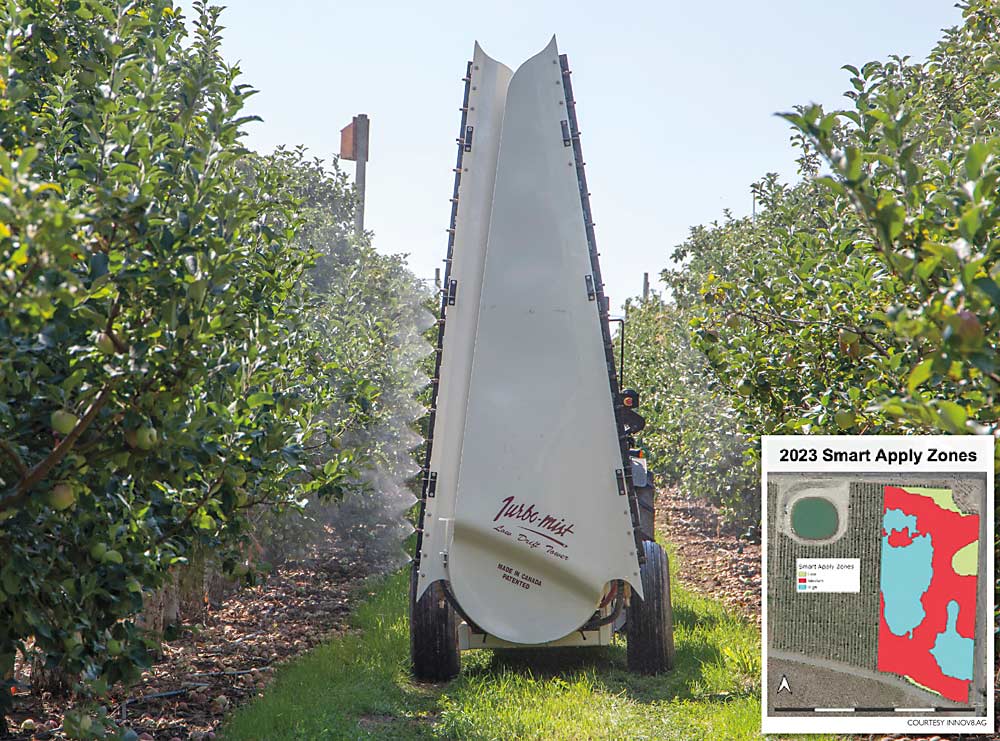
left=493, top=496, right=576, bottom=539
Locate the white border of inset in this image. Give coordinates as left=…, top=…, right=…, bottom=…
left=761, top=435, right=995, bottom=735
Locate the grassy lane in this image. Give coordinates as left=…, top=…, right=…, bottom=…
left=221, top=550, right=836, bottom=741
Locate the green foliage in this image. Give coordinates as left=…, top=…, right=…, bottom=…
left=623, top=298, right=757, bottom=523
left=627, top=0, right=999, bottom=526
left=0, top=0, right=425, bottom=727
left=267, top=146, right=430, bottom=480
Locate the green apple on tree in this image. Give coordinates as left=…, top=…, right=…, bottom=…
left=47, top=483, right=76, bottom=511
left=50, top=409, right=78, bottom=436
left=135, top=426, right=158, bottom=451
left=101, top=549, right=123, bottom=565
left=835, top=411, right=856, bottom=430
left=223, top=465, right=247, bottom=488
left=95, top=332, right=116, bottom=355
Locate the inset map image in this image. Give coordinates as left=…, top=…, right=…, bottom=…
left=764, top=474, right=988, bottom=718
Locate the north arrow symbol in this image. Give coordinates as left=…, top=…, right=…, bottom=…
left=777, top=674, right=792, bottom=695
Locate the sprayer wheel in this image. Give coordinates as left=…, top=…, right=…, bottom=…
left=626, top=540, right=675, bottom=674
left=410, top=563, right=461, bottom=681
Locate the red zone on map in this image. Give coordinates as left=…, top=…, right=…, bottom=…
left=876, top=485, right=979, bottom=704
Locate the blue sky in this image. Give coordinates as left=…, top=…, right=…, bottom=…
left=180, top=1, right=963, bottom=310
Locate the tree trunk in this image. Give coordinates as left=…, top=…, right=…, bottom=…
left=205, top=561, right=236, bottom=610
left=29, top=654, right=70, bottom=695
left=138, top=586, right=166, bottom=656
left=162, top=570, right=180, bottom=628
left=178, top=546, right=207, bottom=622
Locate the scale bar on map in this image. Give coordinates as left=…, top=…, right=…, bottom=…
left=774, top=706, right=960, bottom=713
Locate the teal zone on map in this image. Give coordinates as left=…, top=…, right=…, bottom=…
left=930, top=600, right=974, bottom=681
left=880, top=508, right=933, bottom=639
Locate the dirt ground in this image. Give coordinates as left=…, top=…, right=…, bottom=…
left=5, top=530, right=369, bottom=740
left=655, top=486, right=762, bottom=624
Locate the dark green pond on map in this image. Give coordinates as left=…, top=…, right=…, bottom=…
left=791, top=497, right=838, bottom=539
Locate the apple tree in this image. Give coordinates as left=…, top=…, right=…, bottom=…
left=626, top=0, right=998, bottom=527
left=0, top=0, right=369, bottom=730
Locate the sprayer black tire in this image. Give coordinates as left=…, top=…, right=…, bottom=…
left=409, top=564, right=461, bottom=681
left=626, top=540, right=675, bottom=674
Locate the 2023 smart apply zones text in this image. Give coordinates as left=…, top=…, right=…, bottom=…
left=777, top=447, right=979, bottom=465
